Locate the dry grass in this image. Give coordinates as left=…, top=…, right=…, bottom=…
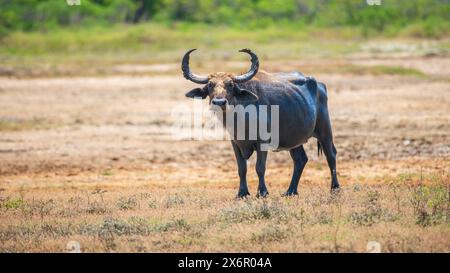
left=0, top=169, right=448, bottom=252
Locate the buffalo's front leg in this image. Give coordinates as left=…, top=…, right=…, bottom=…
left=284, top=145, right=308, bottom=196
left=232, top=142, right=250, bottom=198
left=256, top=150, right=269, bottom=198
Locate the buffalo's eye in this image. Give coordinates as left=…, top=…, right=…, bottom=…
left=225, top=81, right=234, bottom=91
left=206, top=82, right=215, bottom=91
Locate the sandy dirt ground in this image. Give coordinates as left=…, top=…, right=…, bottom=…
left=0, top=56, right=449, bottom=252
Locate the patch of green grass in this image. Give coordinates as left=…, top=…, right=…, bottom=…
left=0, top=198, right=26, bottom=210
left=1, top=22, right=447, bottom=78
left=0, top=23, right=361, bottom=57
left=0, top=118, right=56, bottom=132
left=0, top=23, right=365, bottom=77
left=340, top=64, right=425, bottom=77
left=369, top=65, right=425, bottom=76
left=100, top=170, right=114, bottom=176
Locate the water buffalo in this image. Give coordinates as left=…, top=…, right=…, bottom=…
left=182, top=48, right=340, bottom=198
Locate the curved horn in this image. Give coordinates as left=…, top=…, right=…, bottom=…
left=232, top=48, right=259, bottom=83
left=181, top=49, right=209, bottom=84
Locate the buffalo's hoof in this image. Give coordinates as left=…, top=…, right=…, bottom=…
left=236, top=191, right=250, bottom=199
left=282, top=191, right=298, bottom=197
left=256, top=190, right=269, bottom=198
left=330, top=186, right=341, bottom=194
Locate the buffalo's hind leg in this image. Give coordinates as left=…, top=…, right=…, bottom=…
left=284, top=145, right=308, bottom=196
left=315, top=83, right=340, bottom=191
left=256, top=150, right=269, bottom=198
left=317, top=137, right=340, bottom=191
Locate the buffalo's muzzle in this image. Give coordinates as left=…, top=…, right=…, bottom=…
left=211, top=98, right=227, bottom=106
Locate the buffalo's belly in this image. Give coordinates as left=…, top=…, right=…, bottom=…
left=272, top=101, right=316, bottom=150
left=275, top=124, right=315, bottom=150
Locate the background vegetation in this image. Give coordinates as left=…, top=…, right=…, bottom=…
left=0, top=0, right=449, bottom=76
left=1, top=0, right=449, bottom=38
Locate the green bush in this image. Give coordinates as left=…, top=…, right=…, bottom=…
left=403, top=17, right=450, bottom=38
left=410, top=183, right=448, bottom=227
left=0, top=0, right=448, bottom=38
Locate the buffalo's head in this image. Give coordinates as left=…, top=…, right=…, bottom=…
left=182, top=49, right=259, bottom=109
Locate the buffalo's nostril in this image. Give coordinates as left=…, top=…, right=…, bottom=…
left=212, top=98, right=227, bottom=106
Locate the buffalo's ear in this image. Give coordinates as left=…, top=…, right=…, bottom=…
left=305, top=76, right=317, bottom=92
left=185, top=88, right=208, bottom=99
left=233, top=86, right=259, bottom=102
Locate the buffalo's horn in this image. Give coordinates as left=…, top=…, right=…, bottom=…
left=232, top=48, right=259, bottom=83
left=181, top=49, right=209, bottom=84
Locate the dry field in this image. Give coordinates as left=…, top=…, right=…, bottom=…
left=0, top=54, right=449, bottom=252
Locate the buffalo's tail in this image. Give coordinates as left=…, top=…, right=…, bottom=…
left=317, top=141, right=323, bottom=157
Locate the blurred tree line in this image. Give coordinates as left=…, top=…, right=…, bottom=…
left=1, top=0, right=449, bottom=36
